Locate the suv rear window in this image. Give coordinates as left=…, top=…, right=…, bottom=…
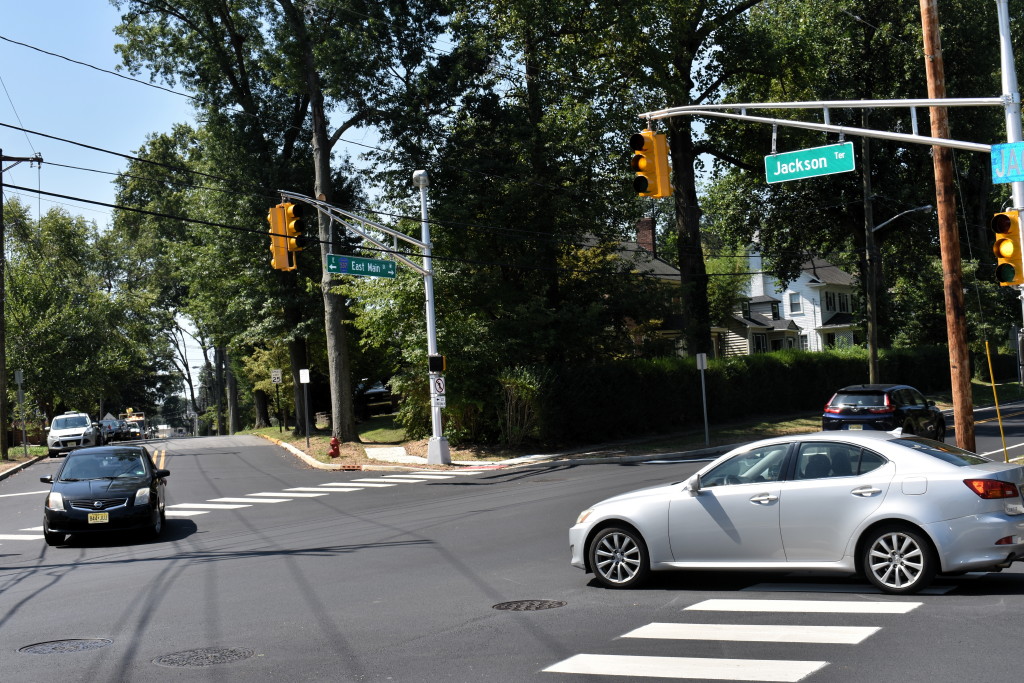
left=896, top=436, right=991, bottom=466
left=830, top=392, right=885, bottom=407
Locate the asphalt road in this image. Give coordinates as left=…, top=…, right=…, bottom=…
left=1, top=420, right=1024, bottom=681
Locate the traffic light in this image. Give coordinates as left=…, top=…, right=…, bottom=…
left=283, top=202, right=305, bottom=252
left=630, top=129, right=671, bottom=198
left=268, top=205, right=295, bottom=271
left=992, top=210, right=1024, bottom=286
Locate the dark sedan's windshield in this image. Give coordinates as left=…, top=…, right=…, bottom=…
left=896, top=436, right=991, bottom=466
left=59, top=451, right=147, bottom=480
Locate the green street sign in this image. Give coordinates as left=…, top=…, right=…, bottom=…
left=765, top=142, right=855, bottom=183
left=326, top=254, right=397, bottom=278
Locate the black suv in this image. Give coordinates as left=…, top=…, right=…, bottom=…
left=822, top=384, right=946, bottom=441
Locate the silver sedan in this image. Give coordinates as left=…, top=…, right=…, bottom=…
left=570, top=431, right=1024, bottom=594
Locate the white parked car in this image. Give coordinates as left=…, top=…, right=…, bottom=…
left=46, top=412, right=102, bottom=457
left=570, top=431, right=1024, bottom=594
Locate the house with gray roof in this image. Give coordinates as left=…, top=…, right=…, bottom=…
left=719, top=251, right=858, bottom=356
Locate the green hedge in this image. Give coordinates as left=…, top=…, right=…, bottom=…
left=539, top=346, right=953, bottom=444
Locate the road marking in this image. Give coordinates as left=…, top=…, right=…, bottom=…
left=167, top=503, right=251, bottom=510
left=209, top=497, right=289, bottom=503
left=22, top=526, right=43, bottom=531
left=0, top=490, right=48, bottom=498
left=623, top=622, right=880, bottom=645
left=372, top=477, right=427, bottom=483
left=0, top=534, right=43, bottom=540
left=165, top=510, right=209, bottom=517
left=249, top=491, right=327, bottom=497
left=744, top=582, right=955, bottom=595
left=686, top=598, right=921, bottom=614
left=344, top=480, right=398, bottom=487
left=383, top=474, right=456, bottom=479
left=542, top=654, right=827, bottom=681
left=309, top=486, right=363, bottom=492
left=412, top=470, right=480, bottom=476
left=285, top=486, right=361, bottom=493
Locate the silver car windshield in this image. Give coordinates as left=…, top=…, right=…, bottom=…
left=51, top=416, right=88, bottom=430
left=897, top=436, right=991, bottom=466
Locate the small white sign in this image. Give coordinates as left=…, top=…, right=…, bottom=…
left=299, top=369, right=310, bottom=384
left=432, top=395, right=447, bottom=408
left=696, top=353, right=708, bottom=370
left=433, top=377, right=446, bottom=395
left=271, top=369, right=283, bottom=384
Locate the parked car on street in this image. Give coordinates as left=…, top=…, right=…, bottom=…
left=822, top=383, right=946, bottom=441
left=570, top=431, right=1024, bottom=594
left=99, top=419, right=126, bottom=443
left=39, top=445, right=169, bottom=546
left=46, top=412, right=102, bottom=457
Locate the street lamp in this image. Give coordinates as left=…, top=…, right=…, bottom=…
left=866, top=204, right=933, bottom=382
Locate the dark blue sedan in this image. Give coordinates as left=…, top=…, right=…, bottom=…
left=822, top=383, right=946, bottom=441
left=40, top=445, right=169, bottom=546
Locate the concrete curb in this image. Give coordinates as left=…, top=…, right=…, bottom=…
left=0, top=454, right=49, bottom=481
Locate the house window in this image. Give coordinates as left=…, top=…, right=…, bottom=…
left=825, top=292, right=836, bottom=311
left=799, top=335, right=808, bottom=350
left=753, top=333, right=768, bottom=353
left=838, top=293, right=850, bottom=313
left=825, top=333, right=836, bottom=348
left=771, top=302, right=780, bottom=320
left=741, top=301, right=751, bottom=318
left=789, top=293, right=801, bottom=314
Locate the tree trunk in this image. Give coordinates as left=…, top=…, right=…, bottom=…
left=226, top=351, right=239, bottom=434
left=253, top=389, right=270, bottom=428
left=288, top=337, right=306, bottom=437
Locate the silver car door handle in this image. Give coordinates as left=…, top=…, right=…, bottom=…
left=750, top=493, right=778, bottom=504
left=851, top=486, right=882, bottom=497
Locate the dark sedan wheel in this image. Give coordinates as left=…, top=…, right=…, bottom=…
left=861, top=524, right=935, bottom=594
left=589, top=527, right=650, bottom=589
left=147, top=507, right=164, bottom=540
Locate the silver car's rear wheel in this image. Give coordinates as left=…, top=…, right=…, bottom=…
left=589, top=526, right=649, bottom=589
left=862, top=525, right=935, bottom=594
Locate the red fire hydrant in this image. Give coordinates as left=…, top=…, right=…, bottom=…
left=328, top=436, right=340, bottom=458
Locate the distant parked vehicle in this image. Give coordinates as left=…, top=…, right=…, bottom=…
left=46, top=412, right=102, bottom=457
left=99, top=419, right=126, bottom=443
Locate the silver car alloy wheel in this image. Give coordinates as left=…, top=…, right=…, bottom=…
left=594, top=531, right=642, bottom=585
left=867, top=530, right=925, bottom=590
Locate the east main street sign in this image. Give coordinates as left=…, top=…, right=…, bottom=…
left=326, top=254, right=397, bottom=278
left=765, top=142, right=856, bottom=183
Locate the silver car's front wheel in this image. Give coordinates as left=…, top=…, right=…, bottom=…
left=862, top=525, right=935, bottom=594
left=589, top=526, right=650, bottom=589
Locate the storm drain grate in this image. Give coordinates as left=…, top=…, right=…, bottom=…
left=492, top=600, right=566, bottom=611
left=19, top=639, right=113, bottom=654
left=154, top=647, right=255, bottom=668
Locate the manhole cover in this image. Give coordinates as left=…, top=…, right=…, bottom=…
left=19, top=639, right=113, bottom=654
left=153, top=647, right=255, bottom=668
left=492, top=600, right=566, bottom=611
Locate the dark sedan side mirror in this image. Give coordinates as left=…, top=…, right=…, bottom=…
left=39, top=474, right=53, bottom=484
left=154, top=469, right=170, bottom=478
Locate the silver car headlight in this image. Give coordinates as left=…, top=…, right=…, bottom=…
left=576, top=509, right=594, bottom=525
left=134, top=487, right=151, bottom=506
left=46, top=491, right=64, bottom=510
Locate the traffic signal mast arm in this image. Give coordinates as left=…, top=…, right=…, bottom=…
left=276, top=191, right=430, bottom=276
left=640, top=98, right=998, bottom=154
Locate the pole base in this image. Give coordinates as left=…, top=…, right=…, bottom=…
left=427, top=436, right=451, bottom=465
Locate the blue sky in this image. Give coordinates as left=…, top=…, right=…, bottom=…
left=0, top=1, right=196, bottom=225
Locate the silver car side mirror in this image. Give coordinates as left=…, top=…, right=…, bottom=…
left=685, top=474, right=702, bottom=495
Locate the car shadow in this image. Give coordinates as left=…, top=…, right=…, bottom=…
left=56, top=519, right=198, bottom=548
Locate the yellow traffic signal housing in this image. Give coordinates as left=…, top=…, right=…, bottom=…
left=283, top=202, right=304, bottom=252
left=630, top=129, right=671, bottom=198
left=992, top=210, right=1024, bottom=286
left=268, top=205, right=295, bottom=271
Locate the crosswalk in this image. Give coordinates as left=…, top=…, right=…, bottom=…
left=543, top=596, right=923, bottom=681
left=0, top=470, right=484, bottom=539
left=163, top=471, right=482, bottom=517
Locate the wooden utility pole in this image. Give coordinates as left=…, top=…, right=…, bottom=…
left=920, top=0, right=975, bottom=451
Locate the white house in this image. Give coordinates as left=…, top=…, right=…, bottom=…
left=717, top=251, right=858, bottom=356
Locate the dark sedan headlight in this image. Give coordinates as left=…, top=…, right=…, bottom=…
left=134, top=487, right=151, bottom=506
left=45, top=491, right=64, bottom=510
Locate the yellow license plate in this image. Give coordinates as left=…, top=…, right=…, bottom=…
left=87, top=512, right=109, bottom=524
left=848, top=424, right=863, bottom=430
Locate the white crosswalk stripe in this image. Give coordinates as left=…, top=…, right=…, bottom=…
left=167, top=503, right=251, bottom=510
left=208, top=497, right=289, bottom=503
left=543, top=654, right=827, bottom=681
left=165, top=510, right=209, bottom=517
left=744, top=581, right=954, bottom=595
left=545, top=593, right=927, bottom=680
left=0, top=533, right=44, bottom=540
